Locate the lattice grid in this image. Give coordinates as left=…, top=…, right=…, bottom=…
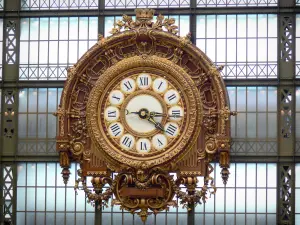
left=104, top=15, right=190, bottom=38
left=104, top=0, right=190, bottom=8
left=296, top=88, right=300, bottom=154
left=281, top=16, right=293, bottom=62
left=16, top=162, right=95, bottom=225
left=196, top=14, right=278, bottom=79
left=19, top=17, right=98, bottom=80
left=280, top=89, right=293, bottom=139
left=197, top=0, right=277, bottom=7
left=296, top=15, right=300, bottom=78
left=279, top=165, right=294, bottom=225
left=227, top=86, right=278, bottom=155
left=6, top=21, right=17, bottom=65
left=18, top=88, right=62, bottom=155
left=2, top=165, right=14, bottom=224
left=21, top=0, right=98, bottom=10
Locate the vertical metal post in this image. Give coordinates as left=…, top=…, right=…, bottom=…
left=277, top=0, right=296, bottom=224
left=0, top=1, right=21, bottom=224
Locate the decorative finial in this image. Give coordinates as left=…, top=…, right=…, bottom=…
left=135, top=8, right=155, bottom=21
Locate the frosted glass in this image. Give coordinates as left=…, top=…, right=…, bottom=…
left=215, top=214, right=225, bottom=225
left=29, top=41, right=38, bottom=64
left=237, top=15, right=247, bottom=38
left=217, top=39, right=226, bottom=62
left=39, top=41, right=48, bottom=64
left=206, top=39, right=216, bottom=62
left=79, top=17, right=88, bottom=40
left=215, top=188, right=225, bottom=212
left=257, top=113, right=267, bottom=138
left=40, top=18, right=49, bottom=40
left=227, top=39, right=236, bottom=62
left=217, top=15, right=226, bottom=38
left=247, top=39, right=257, bottom=62
left=246, top=189, right=256, bottom=212
left=59, top=18, right=69, bottom=40
left=38, top=114, right=47, bottom=138
left=246, top=214, right=256, bottom=225
left=257, top=38, right=267, bottom=62
left=20, top=42, right=29, bottom=64
left=258, top=15, right=268, bottom=37
left=49, top=18, right=59, bottom=40
left=227, top=15, right=237, bottom=38
left=237, top=113, right=246, bottom=138
left=179, top=16, right=190, bottom=37
left=27, top=163, right=36, bottom=186
left=17, top=188, right=26, bottom=211
left=237, top=39, right=247, bottom=62
left=30, top=18, right=39, bottom=40
left=257, top=189, right=267, bottom=213
left=267, top=189, right=277, bottom=213
left=20, top=19, right=29, bottom=40
left=206, top=15, right=216, bottom=38
left=36, top=188, right=45, bottom=210
left=247, top=15, right=257, bottom=38
left=257, top=164, right=267, bottom=187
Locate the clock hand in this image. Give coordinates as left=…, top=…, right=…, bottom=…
left=147, top=115, right=165, bottom=132
left=125, top=109, right=139, bottom=115
left=150, top=111, right=182, bottom=118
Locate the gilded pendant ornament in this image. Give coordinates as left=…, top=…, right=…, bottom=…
left=56, top=8, right=235, bottom=222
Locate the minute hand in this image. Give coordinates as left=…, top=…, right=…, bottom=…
left=147, top=116, right=164, bottom=132
left=151, top=112, right=182, bottom=118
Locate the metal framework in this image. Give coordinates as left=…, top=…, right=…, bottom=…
left=0, top=0, right=299, bottom=224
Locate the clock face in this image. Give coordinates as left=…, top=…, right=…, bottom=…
left=87, top=56, right=202, bottom=169
left=102, top=73, right=185, bottom=154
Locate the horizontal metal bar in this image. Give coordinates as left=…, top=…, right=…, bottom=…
left=0, top=7, right=299, bottom=18
left=0, top=80, right=65, bottom=88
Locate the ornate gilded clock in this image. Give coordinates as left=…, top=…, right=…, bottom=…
left=56, top=9, right=234, bottom=222
left=87, top=56, right=202, bottom=170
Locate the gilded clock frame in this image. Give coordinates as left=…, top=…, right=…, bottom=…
left=56, top=9, right=234, bottom=222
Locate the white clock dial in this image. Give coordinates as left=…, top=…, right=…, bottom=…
left=121, top=78, right=136, bottom=94
left=164, top=89, right=180, bottom=105
left=136, top=138, right=151, bottom=153
left=137, top=73, right=152, bottom=90
left=109, top=90, right=124, bottom=106
left=104, top=106, right=120, bottom=122
left=108, top=122, right=124, bottom=138
left=152, top=134, right=168, bottom=150
left=125, top=94, right=163, bottom=134
left=168, top=105, right=184, bottom=122
left=120, top=134, right=135, bottom=150
left=152, top=78, right=168, bottom=94
left=164, top=122, right=179, bottom=137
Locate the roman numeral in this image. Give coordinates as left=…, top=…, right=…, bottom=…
left=110, top=124, right=121, bottom=136
left=123, top=81, right=133, bottom=91
left=108, top=110, right=116, bottom=117
left=139, top=77, right=148, bottom=86
left=166, top=124, right=177, bottom=136
left=167, top=93, right=176, bottom=102
left=157, top=138, right=164, bottom=147
left=112, top=95, right=120, bottom=101
left=140, top=142, right=147, bottom=151
left=157, top=81, right=163, bottom=90
left=122, top=137, right=132, bottom=148
left=171, top=110, right=181, bottom=118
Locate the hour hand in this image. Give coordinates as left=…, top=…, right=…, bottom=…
left=147, top=116, right=164, bottom=132
left=125, top=109, right=139, bottom=115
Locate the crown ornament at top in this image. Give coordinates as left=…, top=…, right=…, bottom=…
left=110, top=9, right=181, bottom=36
left=135, top=8, right=155, bottom=21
